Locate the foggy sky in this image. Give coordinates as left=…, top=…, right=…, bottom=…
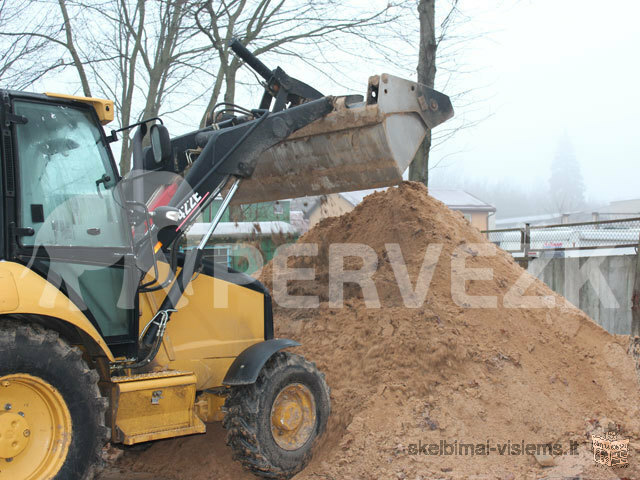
left=429, top=0, right=640, bottom=205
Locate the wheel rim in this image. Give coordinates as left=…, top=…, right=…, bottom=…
left=270, top=383, right=316, bottom=451
left=0, top=374, right=72, bottom=480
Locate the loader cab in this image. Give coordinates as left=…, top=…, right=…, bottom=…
left=0, top=91, right=139, bottom=357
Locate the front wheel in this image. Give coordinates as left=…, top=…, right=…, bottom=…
left=223, top=352, right=330, bottom=479
left=0, top=321, right=108, bottom=480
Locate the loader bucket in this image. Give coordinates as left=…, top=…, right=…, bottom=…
left=232, top=74, right=453, bottom=204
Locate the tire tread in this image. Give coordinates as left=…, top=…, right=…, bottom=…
left=223, top=352, right=330, bottom=479
left=0, top=319, right=109, bottom=480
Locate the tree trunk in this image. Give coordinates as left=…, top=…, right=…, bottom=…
left=142, top=68, right=162, bottom=121
left=408, top=0, right=437, bottom=186
left=224, top=66, right=237, bottom=105
left=119, top=134, right=133, bottom=176
left=58, top=0, right=92, bottom=97
left=200, top=64, right=226, bottom=127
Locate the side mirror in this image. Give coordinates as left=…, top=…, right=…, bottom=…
left=150, top=124, right=172, bottom=164
left=151, top=206, right=181, bottom=229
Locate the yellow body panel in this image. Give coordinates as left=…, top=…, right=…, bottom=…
left=0, top=261, right=114, bottom=361
left=44, top=92, right=114, bottom=125
left=0, top=259, right=266, bottom=434
left=140, top=264, right=265, bottom=391
left=110, top=371, right=205, bottom=445
left=0, top=269, right=19, bottom=312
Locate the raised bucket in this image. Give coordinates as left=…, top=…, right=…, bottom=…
left=232, top=74, right=454, bottom=204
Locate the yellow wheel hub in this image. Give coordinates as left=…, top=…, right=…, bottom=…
left=270, top=384, right=316, bottom=451
left=0, top=374, right=72, bottom=480
left=0, top=411, right=30, bottom=458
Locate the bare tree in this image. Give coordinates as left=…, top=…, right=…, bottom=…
left=0, top=0, right=95, bottom=93
left=86, top=0, right=211, bottom=173
left=0, top=0, right=216, bottom=174
left=193, top=0, right=404, bottom=127
left=2, top=0, right=400, bottom=172
left=408, top=0, right=461, bottom=186
left=0, top=1, right=49, bottom=89
left=0, top=0, right=414, bottom=175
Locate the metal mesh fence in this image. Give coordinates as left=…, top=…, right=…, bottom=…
left=483, top=217, right=640, bottom=255
left=530, top=217, right=640, bottom=251
left=484, top=228, right=524, bottom=253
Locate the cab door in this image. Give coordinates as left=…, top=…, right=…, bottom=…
left=9, top=97, right=138, bottom=357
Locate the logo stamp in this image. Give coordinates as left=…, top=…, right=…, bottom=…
left=591, top=429, right=629, bottom=469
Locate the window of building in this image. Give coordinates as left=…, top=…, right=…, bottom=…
left=211, top=245, right=231, bottom=266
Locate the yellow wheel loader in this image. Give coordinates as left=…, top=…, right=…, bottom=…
left=0, top=39, right=453, bottom=479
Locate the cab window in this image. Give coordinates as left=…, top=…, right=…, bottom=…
left=13, top=100, right=128, bottom=248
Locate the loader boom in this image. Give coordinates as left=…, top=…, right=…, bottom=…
left=136, top=38, right=454, bottom=243
left=129, top=41, right=454, bottom=347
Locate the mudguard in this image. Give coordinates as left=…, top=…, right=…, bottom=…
left=222, top=338, right=300, bottom=386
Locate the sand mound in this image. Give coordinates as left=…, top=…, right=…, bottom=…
left=110, top=182, right=640, bottom=479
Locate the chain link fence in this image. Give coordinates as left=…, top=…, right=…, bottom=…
left=483, top=217, right=640, bottom=256
left=483, top=227, right=525, bottom=253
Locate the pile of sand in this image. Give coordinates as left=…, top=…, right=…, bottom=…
left=110, top=182, right=640, bottom=479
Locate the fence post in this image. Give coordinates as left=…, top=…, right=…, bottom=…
left=519, top=223, right=531, bottom=270
left=632, top=235, right=640, bottom=337
left=629, top=234, right=640, bottom=383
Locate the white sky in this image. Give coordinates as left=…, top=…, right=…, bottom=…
left=427, top=0, right=640, bottom=203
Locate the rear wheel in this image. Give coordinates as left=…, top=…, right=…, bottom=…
left=223, top=352, right=330, bottom=479
left=0, top=321, right=108, bottom=480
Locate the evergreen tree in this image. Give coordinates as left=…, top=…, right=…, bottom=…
left=548, top=133, right=586, bottom=213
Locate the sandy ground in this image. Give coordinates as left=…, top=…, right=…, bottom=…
left=102, top=183, right=640, bottom=480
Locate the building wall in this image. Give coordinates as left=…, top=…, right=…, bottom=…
left=310, top=196, right=493, bottom=231
left=195, top=199, right=294, bottom=274
left=469, top=211, right=489, bottom=231
left=200, top=235, right=299, bottom=275
left=200, top=199, right=290, bottom=223
left=308, top=194, right=354, bottom=228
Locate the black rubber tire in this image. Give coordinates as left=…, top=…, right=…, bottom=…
left=0, top=320, right=109, bottom=480
left=223, top=352, right=330, bottom=479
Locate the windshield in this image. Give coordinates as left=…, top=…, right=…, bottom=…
left=13, top=100, right=129, bottom=248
